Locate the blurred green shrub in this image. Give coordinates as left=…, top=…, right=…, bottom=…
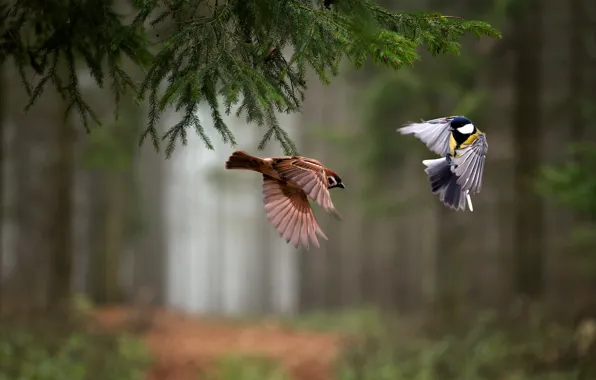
left=537, top=142, right=596, bottom=274
left=274, top=306, right=388, bottom=335
left=0, top=318, right=151, bottom=380
left=208, top=355, right=290, bottom=380
left=335, top=309, right=583, bottom=380
left=537, top=142, right=596, bottom=216
left=222, top=307, right=591, bottom=380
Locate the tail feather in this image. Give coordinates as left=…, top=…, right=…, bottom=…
left=465, top=192, right=474, bottom=212
left=225, top=150, right=264, bottom=171
left=422, top=157, right=473, bottom=212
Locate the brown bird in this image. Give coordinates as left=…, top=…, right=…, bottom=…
left=225, top=150, right=345, bottom=249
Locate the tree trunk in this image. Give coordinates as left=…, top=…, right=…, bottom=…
left=87, top=136, right=138, bottom=304
left=6, top=65, right=73, bottom=314
left=88, top=171, right=128, bottom=304
left=47, top=118, right=74, bottom=310
left=0, top=63, right=4, bottom=314
left=134, top=135, right=166, bottom=305
left=512, top=0, right=544, bottom=299
left=104, top=172, right=126, bottom=303
left=88, top=174, right=110, bottom=303
left=434, top=205, right=465, bottom=323
left=85, top=76, right=142, bottom=305
left=569, top=0, right=584, bottom=145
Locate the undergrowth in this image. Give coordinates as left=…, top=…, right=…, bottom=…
left=1, top=304, right=594, bottom=380
left=335, top=311, right=585, bottom=380
left=0, top=312, right=151, bottom=380
left=216, top=306, right=596, bottom=380
left=207, top=355, right=291, bottom=380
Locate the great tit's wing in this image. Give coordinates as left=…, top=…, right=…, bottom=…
left=397, top=116, right=460, bottom=156
left=453, top=133, right=488, bottom=194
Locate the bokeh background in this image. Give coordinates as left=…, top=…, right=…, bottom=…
left=2, top=0, right=596, bottom=379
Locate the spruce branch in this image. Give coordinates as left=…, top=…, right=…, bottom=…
left=5, top=0, right=501, bottom=157
left=7, top=0, right=152, bottom=131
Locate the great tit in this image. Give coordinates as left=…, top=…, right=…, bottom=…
left=397, top=116, right=488, bottom=212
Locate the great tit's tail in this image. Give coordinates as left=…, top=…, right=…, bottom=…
left=422, top=157, right=473, bottom=212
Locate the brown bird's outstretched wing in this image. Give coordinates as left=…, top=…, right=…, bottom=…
left=262, top=175, right=328, bottom=249
left=271, top=157, right=339, bottom=215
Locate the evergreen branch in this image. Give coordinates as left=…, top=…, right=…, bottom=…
left=8, top=0, right=151, bottom=133
left=203, top=74, right=237, bottom=146
left=163, top=111, right=189, bottom=158
left=65, top=45, right=101, bottom=131
left=135, top=0, right=499, bottom=156
left=6, top=0, right=501, bottom=157
left=140, top=89, right=161, bottom=151
left=162, top=84, right=214, bottom=158
left=258, top=109, right=298, bottom=155
left=107, top=53, right=137, bottom=119
left=12, top=52, right=33, bottom=96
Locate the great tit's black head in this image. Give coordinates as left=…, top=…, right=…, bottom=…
left=324, top=169, right=345, bottom=190
left=450, top=116, right=475, bottom=135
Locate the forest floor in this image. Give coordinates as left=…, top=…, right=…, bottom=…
left=93, top=306, right=344, bottom=380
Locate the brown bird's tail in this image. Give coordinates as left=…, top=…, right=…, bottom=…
left=225, top=150, right=264, bottom=171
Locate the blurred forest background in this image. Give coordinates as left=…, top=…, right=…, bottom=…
left=2, top=0, right=596, bottom=379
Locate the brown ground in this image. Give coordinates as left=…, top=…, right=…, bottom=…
left=93, top=307, right=344, bottom=380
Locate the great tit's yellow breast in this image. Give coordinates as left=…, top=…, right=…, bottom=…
left=451, top=130, right=482, bottom=157
left=449, top=134, right=457, bottom=155
left=461, top=132, right=479, bottom=147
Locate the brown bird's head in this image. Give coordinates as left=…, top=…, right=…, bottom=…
left=324, top=169, right=345, bottom=190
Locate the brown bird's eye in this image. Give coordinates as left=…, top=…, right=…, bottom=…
left=327, top=176, right=336, bottom=186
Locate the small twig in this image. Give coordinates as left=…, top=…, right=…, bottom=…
left=424, top=15, right=465, bottom=20
left=176, top=1, right=230, bottom=24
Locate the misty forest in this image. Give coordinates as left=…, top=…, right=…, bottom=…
left=1, top=0, right=596, bottom=379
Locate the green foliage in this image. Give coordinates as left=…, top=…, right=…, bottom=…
left=135, top=0, right=500, bottom=156
left=1, top=0, right=152, bottom=130
left=538, top=143, right=596, bottom=217
left=83, top=104, right=142, bottom=171
left=84, top=127, right=137, bottom=171
left=0, top=320, right=151, bottom=380
left=273, top=306, right=388, bottom=335
left=209, top=355, right=290, bottom=380
left=3, top=0, right=500, bottom=157
left=335, top=310, right=581, bottom=380
left=537, top=143, right=596, bottom=275
left=202, top=307, right=591, bottom=380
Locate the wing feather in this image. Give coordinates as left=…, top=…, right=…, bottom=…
left=397, top=116, right=460, bottom=156
left=261, top=175, right=328, bottom=249
left=453, top=133, right=488, bottom=194
left=272, top=159, right=338, bottom=214
left=283, top=207, right=299, bottom=243
left=299, top=218, right=311, bottom=248
left=280, top=204, right=297, bottom=236
left=289, top=214, right=302, bottom=247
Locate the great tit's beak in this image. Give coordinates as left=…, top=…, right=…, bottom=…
left=338, top=183, right=345, bottom=189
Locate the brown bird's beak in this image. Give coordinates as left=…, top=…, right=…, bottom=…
left=338, top=183, right=345, bottom=189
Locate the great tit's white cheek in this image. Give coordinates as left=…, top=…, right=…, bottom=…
left=457, top=123, right=474, bottom=134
